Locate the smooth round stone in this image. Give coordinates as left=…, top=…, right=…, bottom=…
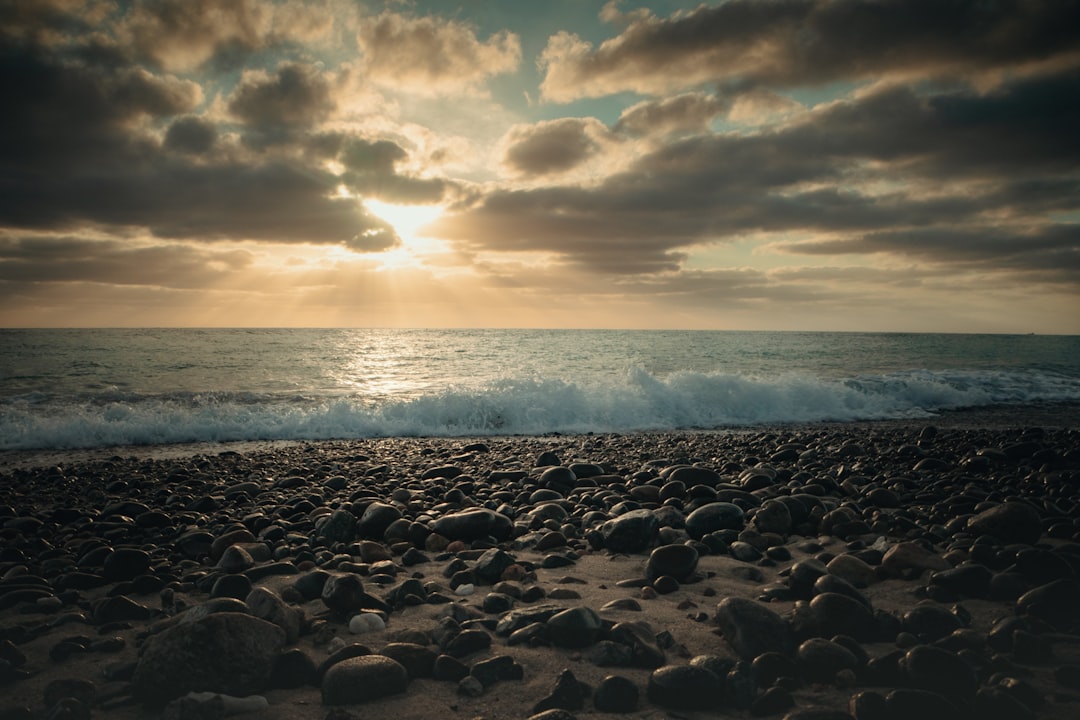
left=973, top=686, right=1037, bottom=720
left=848, top=690, right=890, bottom=720
left=217, top=544, right=254, bottom=572
left=539, top=466, right=577, bottom=493
left=754, top=500, right=792, bottom=535
left=885, top=688, right=958, bottom=720
left=546, top=607, right=603, bottom=648
left=809, top=592, right=877, bottom=641
left=751, top=651, right=798, bottom=688
left=929, top=564, right=991, bottom=597
left=321, top=655, right=408, bottom=705
left=103, top=548, right=151, bottom=582
left=210, top=574, right=252, bottom=600
left=357, top=502, right=402, bottom=540
left=715, top=597, right=791, bottom=660
left=686, top=503, right=744, bottom=540
left=1016, top=578, right=1080, bottom=630
left=902, top=604, right=962, bottom=641
left=797, top=638, right=858, bottom=684
left=881, top=542, right=949, bottom=575
left=667, top=466, right=722, bottom=488
left=729, top=541, right=762, bottom=562
left=348, top=612, right=386, bottom=634
left=901, top=645, right=977, bottom=698
left=443, top=629, right=492, bottom=658
left=602, top=509, right=660, bottom=553
left=966, top=502, right=1042, bottom=545
left=814, top=575, right=871, bottom=608
left=269, top=648, right=317, bottom=689
left=751, top=686, right=794, bottom=716
left=826, top=555, right=879, bottom=589
left=594, top=675, right=639, bottom=713
left=431, top=509, right=512, bottom=542
left=646, top=544, right=699, bottom=582
left=788, top=559, right=829, bottom=598
left=646, top=664, right=724, bottom=711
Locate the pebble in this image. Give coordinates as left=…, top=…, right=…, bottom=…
left=3, top=427, right=1077, bottom=720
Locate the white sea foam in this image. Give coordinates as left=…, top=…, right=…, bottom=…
left=2, top=366, right=1077, bottom=450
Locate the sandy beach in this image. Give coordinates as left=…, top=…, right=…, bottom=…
left=2, top=413, right=1078, bottom=719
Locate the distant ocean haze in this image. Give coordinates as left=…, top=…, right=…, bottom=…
left=1, top=329, right=1078, bottom=450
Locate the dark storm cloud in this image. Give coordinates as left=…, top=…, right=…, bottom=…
left=164, top=116, right=218, bottom=154
left=0, top=235, right=253, bottom=288
left=541, top=0, right=1080, bottom=101
left=227, top=62, right=336, bottom=132
left=0, top=40, right=407, bottom=250
left=436, top=67, right=1080, bottom=275
left=501, top=118, right=607, bottom=176
left=614, top=92, right=728, bottom=137
left=781, top=225, right=1080, bottom=285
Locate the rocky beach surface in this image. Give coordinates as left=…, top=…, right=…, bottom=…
left=1, top=416, right=1079, bottom=720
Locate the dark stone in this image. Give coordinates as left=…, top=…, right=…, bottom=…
left=797, top=638, right=858, bottom=684
left=967, top=502, right=1042, bottom=545
left=929, top=564, right=991, bottom=598
left=902, top=604, right=962, bottom=641
left=473, top=548, right=517, bottom=585
left=269, top=649, right=317, bottom=689
left=546, top=607, right=603, bottom=649
left=885, top=688, right=958, bottom=720
left=131, top=613, right=285, bottom=706
left=972, top=686, right=1037, bottom=720
left=103, top=548, right=151, bottom=582
left=715, top=596, right=791, bottom=660
left=809, top=593, right=877, bottom=641
left=356, top=502, right=401, bottom=540
left=471, top=654, right=523, bottom=688
left=646, top=664, right=724, bottom=711
left=594, top=675, right=639, bottom=713
left=602, top=509, right=659, bottom=553
left=431, top=509, right=512, bottom=542
left=686, top=503, right=744, bottom=540
left=607, top=621, right=666, bottom=668
left=320, top=655, right=408, bottom=705
left=379, top=643, right=437, bottom=679
left=443, top=629, right=492, bottom=658
left=645, top=544, right=699, bottom=582
left=532, top=668, right=587, bottom=713
left=901, top=645, right=977, bottom=698
left=1016, top=578, right=1080, bottom=630
left=751, top=686, right=794, bottom=716
left=318, top=509, right=357, bottom=543
left=432, top=654, right=469, bottom=682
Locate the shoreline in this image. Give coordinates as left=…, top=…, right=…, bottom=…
left=2, top=401, right=1076, bottom=472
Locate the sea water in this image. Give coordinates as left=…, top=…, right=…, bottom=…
left=1, top=328, right=1078, bottom=450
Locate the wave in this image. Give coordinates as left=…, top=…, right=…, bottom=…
left=2, top=367, right=1078, bottom=450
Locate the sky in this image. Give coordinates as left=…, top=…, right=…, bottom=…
left=1, top=0, right=1078, bottom=332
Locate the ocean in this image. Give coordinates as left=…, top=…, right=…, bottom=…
left=1, top=328, right=1078, bottom=451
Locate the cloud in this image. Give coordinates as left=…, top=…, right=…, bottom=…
left=540, top=0, right=1080, bottom=102
left=358, top=11, right=521, bottom=95
left=614, top=92, right=727, bottom=137
left=164, top=116, right=218, bottom=154
left=0, top=234, right=254, bottom=288
left=434, top=66, right=1080, bottom=278
left=227, top=62, right=336, bottom=142
left=501, top=118, right=611, bottom=176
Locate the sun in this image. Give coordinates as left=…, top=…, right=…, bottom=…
left=364, top=199, right=447, bottom=268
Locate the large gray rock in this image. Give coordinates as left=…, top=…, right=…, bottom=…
left=132, top=612, right=284, bottom=706
left=715, top=597, right=790, bottom=660
left=431, top=509, right=513, bottom=542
